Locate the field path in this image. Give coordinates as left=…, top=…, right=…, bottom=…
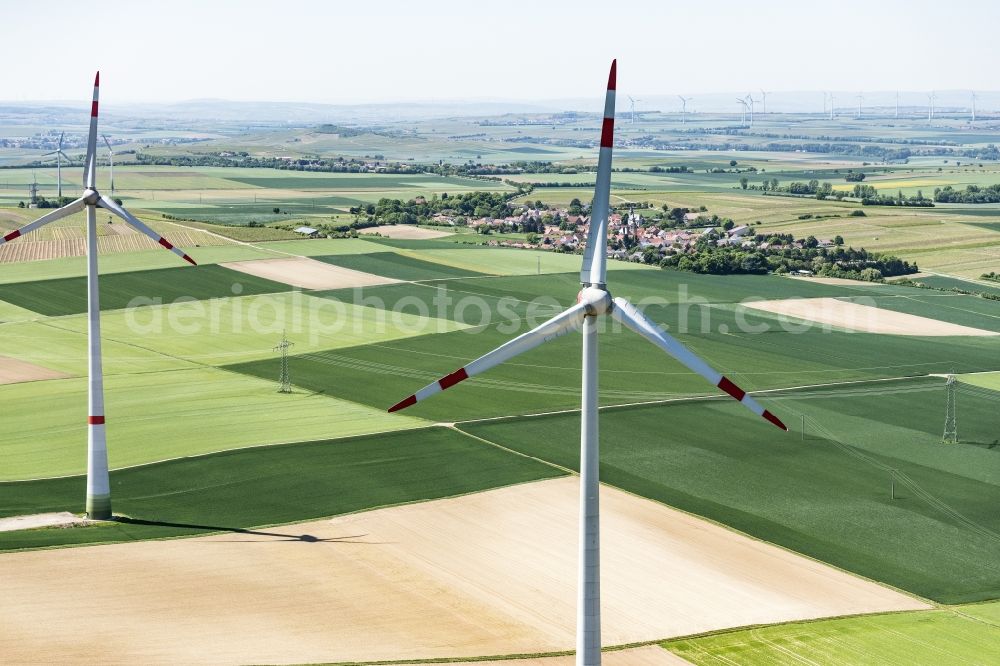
left=0, top=477, right=925, bottom=665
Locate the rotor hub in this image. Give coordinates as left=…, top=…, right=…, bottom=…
left=577, top=286, right=613, bottom=316
left=83, top=189, right=100, bottom=205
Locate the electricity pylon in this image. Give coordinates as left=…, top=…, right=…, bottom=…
left=943, top=372, right=958, bottom=443
left=274, top=331, right=294, bottom=393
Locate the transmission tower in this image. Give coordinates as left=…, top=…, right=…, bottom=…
left=943, top=371, right=958, bottom=443
left=273, top=331, right=294, bottom=393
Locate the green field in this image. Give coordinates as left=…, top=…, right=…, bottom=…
left=229, top=271, right=1000, bottom=423
left=0, top=244, right=279, bottom=284
left=912, top=274, right=1000, bottom=297
left=460, top=377, right=1000, bottom=603
left=961, top=371, right=1000, bottom=391
left=0, top=367, right=428, bottom=480
left=0, top=264, right=290, bottom=316
left=664, top=603, right=1000, bottom=664
left=0, top=426, right=563, bottom=551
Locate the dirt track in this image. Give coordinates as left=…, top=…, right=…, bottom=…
left=0, top=477, right=926, bottom=665
left=221, top=256, right=400, bottom=289
left=742, top=297, right=998, bottom=336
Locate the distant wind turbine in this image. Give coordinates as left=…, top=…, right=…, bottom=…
left=828, top=93, right=836, bottom=120
left=971, top=91, right=977, bottom=122
left=760, top=89, right=770, bottom=114
left=927, top=91, right=936, bottom=121
left=745, top=93, right=755, bottom=127
left=677, top=95, right=692, bottom=123
left=736, top=97, right=748, bottom=126
left=102, top=135, right=115, bottom=196
left=627, top=95, right=642, bottom=123
left=42, top=132, right=74, bottom=199
left=855, top=92, right=864, bottom=119
left=895, top=91, right=900, bottom=119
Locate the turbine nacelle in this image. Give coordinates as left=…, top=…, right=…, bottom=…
left=577, top=286, right=613, bottom=316
left=83, top=188, right=101, bottom=205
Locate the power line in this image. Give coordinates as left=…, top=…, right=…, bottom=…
left=944, top=371, right=958, bottom=444
left=273, top=331, right=294, bottom=393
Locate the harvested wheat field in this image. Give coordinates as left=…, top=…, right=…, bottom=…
left=221, top=256, right=400, bottom=290
left=360, top=225, right=453, bottom=239
left=0, top=356, right=71, bottom=384
left=742, top=297, right=998, bottom=336
left=0, top=477, right=926, bottom=665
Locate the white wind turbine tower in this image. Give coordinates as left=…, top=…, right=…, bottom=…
left=971, top=91, right=977, bottom=122
left=927, top=91, right=936, bottom=121
left=855, top=92, right=864, bottom=119
left=388, top=60, right=788, bottom=665
left=745, top=93, right=755, bottom=127
left=102, top=135, right=115, bottom=196
left=895, top=91, right=900, bottom=119
left=0, top=73, right=197, bottom=519
left=677, top=95, right=692, bottom=123
left=760, top=89, right=770, bottom=114
left=828, top=93, right=836, bottom=120
left=42, top=132, right=74, bottom=199
left=736, top=97, right=748, bottom=126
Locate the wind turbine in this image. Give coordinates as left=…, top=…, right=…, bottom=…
left=855, top=92, right=864, bottom=119
left=42, top=132, right=73, bottom=200
left=745, top=93, right=755, bottom=127
left=760, top=89, right=770, bottom=114
left=387, top=60, right=787, bottom=665
left=927, top=91, right=936, bottom=121
left=828, top=93, right=836, bottom=120
left=971, top=91, right=977, bottom=122
left=895, top=91, right=900, bottom=119
left=0, top=73, right=197, bottom=519
left=677, top=95, right=692, bottom=123
left=102, top=134, right=115, bottom=196
left=627, top=95, right=641, bottom=123
left=736, top=97, right=748, bottom=126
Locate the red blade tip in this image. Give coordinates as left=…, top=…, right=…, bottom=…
left=94, top=72, right=100, bottom=86
left=388, top=395, right=417, bottom=413
left=183, top=254, right=197, bottom=266
left=607, top=59, right=617, bottom=91
left=762, top=410, right=787, bottom=431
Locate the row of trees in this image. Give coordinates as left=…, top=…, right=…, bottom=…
left=347, top=191, right=518, bottom=227
left=933, top=184, right=1000, bottom=203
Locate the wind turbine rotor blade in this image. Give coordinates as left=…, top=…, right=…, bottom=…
left=0, top=197, right=86, bottom=245
left=84, top=72, right=100, bottom=189
left=388, top=302, right=589, bottom=412
left=579, top=59, right=616, bottom=287
left=97, top=195, right=196, bottom=265
left=610, top=298, right=786, bottom=430
left=102, top=134, right=112, bottom=151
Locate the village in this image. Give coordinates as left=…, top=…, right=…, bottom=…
left=430, top=201, right=840, bottom=265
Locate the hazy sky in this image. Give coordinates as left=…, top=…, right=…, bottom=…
left=7, top=0, right=999, bottom=104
